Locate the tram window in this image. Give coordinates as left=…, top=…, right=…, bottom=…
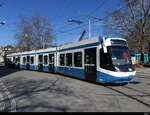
left=100, top=48, right=114, bottom=71
left=15, top=58, right=18, bottom=63
left=38, top=55, right=43, bottom=64
left=49, top=54, right=54, bottom=64
left=30, top=56, right=34, bottom=64
left=23, top=57, right=26, bottom=64
left=18, top=57, right=20, bottom=63
left=44, top=55, right=48, bottom=65
left=60, top=54, right=65, bottom=66
left=13, top=57, right=15, bottom=63
left=8, top=58, right=11, bottom=62
left=74, top=52, right=82, bottom=67
left=66, top=53, right=72, bottom=66
left=27, top=56, right=30, bottom=63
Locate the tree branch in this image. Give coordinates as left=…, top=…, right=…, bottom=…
left=127, top=0, right=140, bottom=29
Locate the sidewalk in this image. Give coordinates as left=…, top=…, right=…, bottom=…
left=0, top=93, right=5, bottom=111
left=0, top=78, right=16, bottom=112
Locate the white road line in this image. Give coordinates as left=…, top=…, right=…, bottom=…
left=0, top=93, right=5, bottom=111
left=0, top=79, right=16, bottom=112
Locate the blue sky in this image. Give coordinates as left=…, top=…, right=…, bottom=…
left=0, top=0, right=121, bottom=47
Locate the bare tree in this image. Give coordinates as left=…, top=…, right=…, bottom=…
left=15, top=15, right=33, bottom=51
left=15, top=13, right=55, bottom=51
left=31, top=13, right=55, bottom=49
left=103, top=0, right=150, bottom=63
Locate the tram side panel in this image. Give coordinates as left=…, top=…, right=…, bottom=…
left=36, top=52, right=57, bottom=73
left=20, top=55, right=23, bottom=69
left=35, top=53, right=38, bottom=70
left=21, top=56, right=27, bottom=69
left=29, top=55, right=36, bottom=70
left=43, top=54, right=49, bottom=72
left=57, top=47, right=85, bottom=79
left=43, top=53, right=54, bottom=72
left=49, top=53, right=57, bottom=73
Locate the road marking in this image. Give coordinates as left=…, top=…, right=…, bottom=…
left=0, top=79, right=16, bottom=112
left=0, top=93, right=5, bottom=111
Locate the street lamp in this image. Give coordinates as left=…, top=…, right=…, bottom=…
left=77, top=13, right=103, bottom=40
left=68, top=19, right=83, bottom=25
left=0, top=21, right=6, bottom=25
left=68, top=19, right=85, bottom=30
left=68, top=19, right=86, bottom=41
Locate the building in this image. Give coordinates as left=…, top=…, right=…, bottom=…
left=0, top=47, right=4, bottom=63
left=0, top=45, right=15, bottom=63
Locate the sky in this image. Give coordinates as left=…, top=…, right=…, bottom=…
left=0, top=0, right=121, bottom=47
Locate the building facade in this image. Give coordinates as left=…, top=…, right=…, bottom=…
left=0, top=45, right=15, bottom=63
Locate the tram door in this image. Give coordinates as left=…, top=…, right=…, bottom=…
left=84, top=48, right=97, bottom=82
left=49, top=54, right=55, bottom=72
left=38, top=55, right=43, bottom=71
left=17, top=57, right=20, bottom=69
left=26, top=56, right=30, bottom=70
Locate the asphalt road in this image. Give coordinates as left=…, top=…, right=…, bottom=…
left=0, top=66, right=150, bottom=112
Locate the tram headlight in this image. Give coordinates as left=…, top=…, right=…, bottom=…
left=115, top=66, right=120, bottom=72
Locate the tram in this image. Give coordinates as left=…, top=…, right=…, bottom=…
left=5, top=36, right=136, bottom=84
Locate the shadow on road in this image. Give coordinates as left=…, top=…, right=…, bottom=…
left=59, top=73, right=129, bottom=87
left=0, top=74, right=75, bottom=112
left=1, top=66, right=148, bottom=112
left=0, top=66, right=20, bottom=78
left=0, top=66, right=21, bottom=112
left=129, top=81, right=141, bottom=84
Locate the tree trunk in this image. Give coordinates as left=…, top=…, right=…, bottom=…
left=140, top=37, right=145, bottom=64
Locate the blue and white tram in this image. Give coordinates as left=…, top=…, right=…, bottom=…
left=5, top=36, right=136, bottom=84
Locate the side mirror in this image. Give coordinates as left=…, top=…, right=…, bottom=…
left=103, top=46, right=107, bottom=53
left=102, top=37, right=107, bottom=53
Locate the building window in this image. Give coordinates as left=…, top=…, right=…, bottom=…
left=23, top=57, right=26, bottom=64
left=44, top=55, right=48, bottom=65
left=30, top=56, right=34, bottom=64
left=60, top=54, right=65, bottom=66
left=66, top=53, right=72, bottom=66
left=74, top=52, right=82, bottom=67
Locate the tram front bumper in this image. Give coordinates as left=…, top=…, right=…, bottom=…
left=97, top=71, right=135, bottom=84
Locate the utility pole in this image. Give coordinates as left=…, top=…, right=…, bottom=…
left=68, top=19, right=86, bottom=41
left=77, top=13, right=103, bottom=40
left=89, top=19, right=91, bottom=40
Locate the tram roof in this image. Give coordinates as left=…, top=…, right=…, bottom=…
left=7, top=47, right=57, bottom=57
left=58, top=37, right=99, bottom=50
left=7, top=36, right=126, bottom=57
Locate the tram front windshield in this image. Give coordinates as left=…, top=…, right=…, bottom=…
left=109, top=46, right=132, bottom=66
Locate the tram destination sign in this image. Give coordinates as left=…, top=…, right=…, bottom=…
left=111, top=40, right=127, bottom=46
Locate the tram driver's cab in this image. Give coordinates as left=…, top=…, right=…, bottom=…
left=100, top=37, right=135, bottom=73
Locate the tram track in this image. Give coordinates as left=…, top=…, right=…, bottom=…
left=136, top=72, right=150, bottom=76
left=104, top=84, right=150, bottom=109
